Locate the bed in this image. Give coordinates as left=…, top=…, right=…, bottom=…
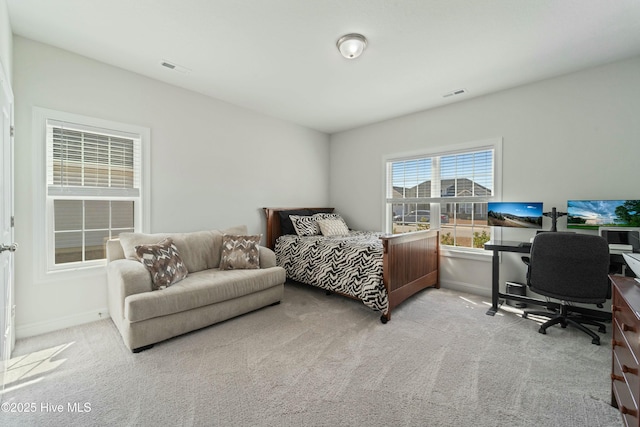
left=263, top=207, right=439, bottom=323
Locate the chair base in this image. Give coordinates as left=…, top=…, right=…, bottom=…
left=523, top=305, right=605, bottom=345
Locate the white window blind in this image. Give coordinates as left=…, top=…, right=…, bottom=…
left=386, top=143, right=498, bottom=249
left=44, top=118, right=144, bottom=268
left=46, top=120, right=141, bottom=198
left=439, top=150, right=494, bottom=200
left=390, top=157, right=433, bottom=200
left=388, top=148, right=494, bottom=202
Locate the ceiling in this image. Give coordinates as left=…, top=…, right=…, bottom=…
left=7, top=0, right=640, bottom=134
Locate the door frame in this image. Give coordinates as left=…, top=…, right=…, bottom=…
left=0, top=58, right=15, bottom=396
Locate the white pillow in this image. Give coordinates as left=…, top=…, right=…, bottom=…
left=317, top=219, right=349, bottom=236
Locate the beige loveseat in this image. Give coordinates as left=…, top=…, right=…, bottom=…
left=106, top=226, right=286, bottom=352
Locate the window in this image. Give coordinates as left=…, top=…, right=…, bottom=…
left=385, top=139, right=501, bottom=249
left=34, top=108, right=150, bottom=273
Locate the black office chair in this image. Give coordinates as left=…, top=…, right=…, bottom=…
left=521, top=232, right=610, bottom=345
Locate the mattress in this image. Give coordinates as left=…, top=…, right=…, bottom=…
left=275, top=231, right=388, bottom=314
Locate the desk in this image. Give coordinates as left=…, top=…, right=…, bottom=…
left=484, top=240, right=611, bottom=320
left=484, top=240, right=533, bottom=316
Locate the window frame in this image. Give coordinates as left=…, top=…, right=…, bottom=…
left=383, top=138, right=502, bottom=255
left=33, top=107, right=150, bottom=278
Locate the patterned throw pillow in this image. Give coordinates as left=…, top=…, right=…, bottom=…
left=317, top=219, right=350, bottom=236
left=219, top=234, right=261, bottom=270
left=135, top=238, right=189, bottom=290
left=313, top=213, right=348, bottom=229
left=312, top=213, right=348, bottom=226
left=290, top=215, right=319, bottom=236
left=278, top=209, right=311, bottom=235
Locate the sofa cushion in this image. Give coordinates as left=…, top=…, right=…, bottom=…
left=135, top=238, right=189, bottom=290
left=124, top=267, right=286, bottom=323
left=170, top=230, right=221, bottom=272
left=120, top=232, right=168, bottom=260
left=119, top=225, right=249, bottom=272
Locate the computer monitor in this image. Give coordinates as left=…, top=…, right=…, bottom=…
left=487, top=202, right=543, bottom=229
left=599, top=227, right=640, bottom=252
left=567, top=200, right=640, bottom=230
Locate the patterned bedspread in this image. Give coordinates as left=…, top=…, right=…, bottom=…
left=275, top=231, right=388, bottom=314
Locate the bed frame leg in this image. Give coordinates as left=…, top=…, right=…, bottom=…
left=132, top=344, right=154, bottom=353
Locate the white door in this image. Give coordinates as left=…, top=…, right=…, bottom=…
left=0, top=63, right=15, bottom=396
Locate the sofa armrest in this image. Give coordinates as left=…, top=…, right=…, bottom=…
left=107, top=259, right=153, bottom=324
left=259, top=246, right=277, bottom=268
left=106, top=238, right=125, bottom=263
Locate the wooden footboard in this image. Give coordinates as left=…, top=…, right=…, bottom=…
left=380, top=230, right=439, bottom=322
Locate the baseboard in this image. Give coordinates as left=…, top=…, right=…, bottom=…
left=440, top=279, right=491, bottom=298
left=16, top=308, right=110, bottom=339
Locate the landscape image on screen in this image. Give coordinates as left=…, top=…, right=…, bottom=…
left=567, top=200, right=640, bottom=230
left=487, top=202, right=543, bottom=228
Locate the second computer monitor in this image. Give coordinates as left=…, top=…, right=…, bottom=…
left=487, top=202, right=543, bottom=229
left=567, top=200, right=640, bottom=230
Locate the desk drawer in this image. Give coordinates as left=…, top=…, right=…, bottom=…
left=614, top=292, right=640, bottom=358
left=613, top=351, right=639, bottom=424
left=614, top=323, right=640, bottom=408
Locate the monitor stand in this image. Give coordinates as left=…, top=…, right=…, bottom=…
left=543, top=207, right=567, bottom=232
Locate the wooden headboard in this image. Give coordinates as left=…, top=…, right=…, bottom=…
left=263, top=207, right=334, bottom=249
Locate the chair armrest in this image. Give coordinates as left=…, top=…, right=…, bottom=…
left=259, top=246, right=277, bottom=268
left=521, top=256, right=531, bottom=283
left=107, top=259, right=153, bottom=323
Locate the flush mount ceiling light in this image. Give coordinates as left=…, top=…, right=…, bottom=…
left=336, top=33, right=367, bottom=59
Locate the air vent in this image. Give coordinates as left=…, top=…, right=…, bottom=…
left=160, top=60, right=191, bottom=74
left=443, top=88, right=467, bottom=98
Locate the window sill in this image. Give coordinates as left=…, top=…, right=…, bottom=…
left=38, top=261, right=107, bottom=284
left=440, top=245, right=493, bottom=262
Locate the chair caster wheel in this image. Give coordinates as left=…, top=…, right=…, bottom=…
left=592, top=338, right=600, bottom=345
left=380, top=315, right=388, bottom=324
left=598, top=326, right=606, bottom=333
left=538, top=328, right=546, bottom=335
left=522, top=313, right=528, bottom=319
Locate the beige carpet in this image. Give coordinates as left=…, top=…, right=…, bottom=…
left=1, top=282, right=621, bottom=426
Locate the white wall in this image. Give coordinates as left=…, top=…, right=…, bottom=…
left=329, top=56, right=640, bottom=296
left=13, top=36, right=330, bottom=337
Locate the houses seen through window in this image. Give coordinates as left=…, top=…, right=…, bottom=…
left=386, top=143, right=497, bottom=249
